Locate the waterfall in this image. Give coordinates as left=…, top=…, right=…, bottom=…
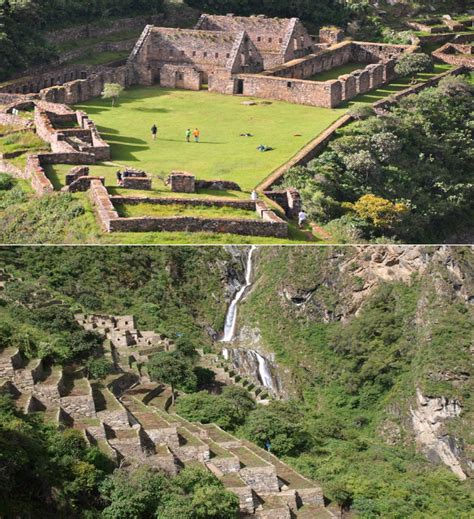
left=219, top=246, right=279, bottom=394
left=221, top=246, right=256, bottom=343
left=254, top=351, right=274, bottom=389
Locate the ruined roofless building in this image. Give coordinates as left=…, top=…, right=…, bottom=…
left=128, top=14, right=313, bottom=88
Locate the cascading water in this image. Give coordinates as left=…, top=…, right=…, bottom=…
left=220, top=246, right=278, bottom=392
left=221, top=246, right=256, bottom=343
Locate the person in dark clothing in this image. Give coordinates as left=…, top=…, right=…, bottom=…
left=151, top=124, right=158, bottom=140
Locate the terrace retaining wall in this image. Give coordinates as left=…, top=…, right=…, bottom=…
left=107, top=215, right=288, bottom=238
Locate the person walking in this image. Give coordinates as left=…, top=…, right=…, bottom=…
left=151, top=124, right=158, bottom=140
left=298, top=209, right=307, bottom=228
left=193, top=128, right=200, bottom=143
left=185, top=128, right=191, bottom=143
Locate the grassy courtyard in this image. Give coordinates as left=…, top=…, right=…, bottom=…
left=75, top=86, right=345, bottom=192
left=309, top=62, right=368, bottom=82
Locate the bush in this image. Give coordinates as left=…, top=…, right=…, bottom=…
left=0, top=173, right=14, bottom=191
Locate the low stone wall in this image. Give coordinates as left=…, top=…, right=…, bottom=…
left=122, top=177, right=152, bottom=190
left=433, top=43, right=474, bottom=67
left=147, top=427, right=180, bottom=449
left=209, top=456, right=241, bottom=474
left=89, top=179, right=119, bottom=231
left=66, top=165, right=89, bottom=185
left=68, top=176, right=105, bottom=192
left=26, top=155, right=54, bottom=195
left=98, top=408, right=130, bottom=429
left=110, top=195, right=256, bottom=211
left=227, top=486, right=255, bottom=514
left=264, top=189, right=302, bottom=218
left=297, top=487, right=325, bottom=506
left=108, top=215, right=288, bottom=238
left=173, top=444, right=210, bottom=463
left=239, top=466, right=279, bottom=493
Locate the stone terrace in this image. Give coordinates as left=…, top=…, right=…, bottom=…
left=0, top=273, right=332, bottom=518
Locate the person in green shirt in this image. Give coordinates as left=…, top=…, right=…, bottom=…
left=185, top=128, right=191, bottom=142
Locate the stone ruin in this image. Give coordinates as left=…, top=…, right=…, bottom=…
left=127, top=14, right=415, bottom=108
left=0, top=267, right=333, bottom=517
left=166, top=171, right=242, bottom=193
left=119, top=168, right=153, bottom=190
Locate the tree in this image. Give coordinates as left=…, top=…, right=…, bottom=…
left=147, top=351, right=195, bottom=404
left=395, top=53, right=433, bottom=82
left=102, top=83, right=124, bottom=106
left=344, top=194, right=408, bottom=230
left=85, top=357, right=114, bottom=380
left=191, top=485, right=239, bottom=519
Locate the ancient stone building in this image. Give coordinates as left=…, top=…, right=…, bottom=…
left=127, top=13, right=413, bottom=108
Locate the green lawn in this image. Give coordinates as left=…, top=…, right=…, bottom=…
left=309, top=62, right=368, bottom=82
left=114, top=202, right=258, bottom=220
left=75, top=86, right=345, bottom=192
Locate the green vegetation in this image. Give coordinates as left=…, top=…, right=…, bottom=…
left=75, top=86, right=345, bottom=192
left=0, top=0, right=165, bottom=80
left=176, top=386, right=255, bottom=430
left=1, top=246, right=472, bottom=517
left=115, top=202, right=259, bottom=220
left=233, top=246, right=473, bottom=518
left=281, top=77, right=474, bottom=242
left=394, top=52, right=433, bottom=81
left=67, top=50, right=130, bottom=66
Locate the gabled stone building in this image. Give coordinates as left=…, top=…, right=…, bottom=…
left=127, top=13, right=413, bottom=108
left=195, top=13, right=313, bottom=68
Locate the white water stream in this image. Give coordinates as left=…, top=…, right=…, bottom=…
left=220, top=246, right=276, bottom=391
left=221, top=246, right=256, bottom=343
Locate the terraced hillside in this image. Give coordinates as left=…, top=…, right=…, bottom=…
left=0, top=268, right=333, bottom=518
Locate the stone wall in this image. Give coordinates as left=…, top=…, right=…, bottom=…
left=68, top=176, right=106, bottom=193
left=122, top=177, right=152, bottom=190
left=319, top=27, right=344, bottom=45
left=433, top=43, right=474, bottom=67
left=236, top=74, right=342, bottom=108
left=89, top=179, right=120, bottom=231
left=107, top=215, right=288, bottom=238
left=65, top=165, right=89, bottom=185
left=160, top=64, right=202, bottom=90
left=168, top=171, right=196, bottom=193
left=173, top=444, right=210, bottom=463
left=208, top=456, right=241, bottom=474
left=239, top=466, right=279, bottom=493
left=263, top=189, right=302, bottom=218
left=25, top=155, right=54, bottom=195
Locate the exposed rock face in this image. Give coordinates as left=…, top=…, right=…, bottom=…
left=410, top=389, right=467, bottom=480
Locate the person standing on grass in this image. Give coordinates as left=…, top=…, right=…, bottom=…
left=186, top=128, right=191, bottom=142
left=251, top=190, right=258, bottom=201
left=298, top=210, right=307, bottom=229
left=151, top=124, right=158, bottom=140
left=193, top=128, right=200, bottom=143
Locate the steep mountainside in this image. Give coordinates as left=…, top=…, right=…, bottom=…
left=231, top=246, right=473, bottom=514
left=1, top=246, right=472, bottom=517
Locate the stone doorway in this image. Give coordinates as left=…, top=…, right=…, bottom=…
left=235, top=79, right=244, bottom=95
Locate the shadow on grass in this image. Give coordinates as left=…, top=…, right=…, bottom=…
left=100, top=133, right=147, bottom=144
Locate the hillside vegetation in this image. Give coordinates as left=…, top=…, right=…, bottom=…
left=0, top=246, right=472, bottom=517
